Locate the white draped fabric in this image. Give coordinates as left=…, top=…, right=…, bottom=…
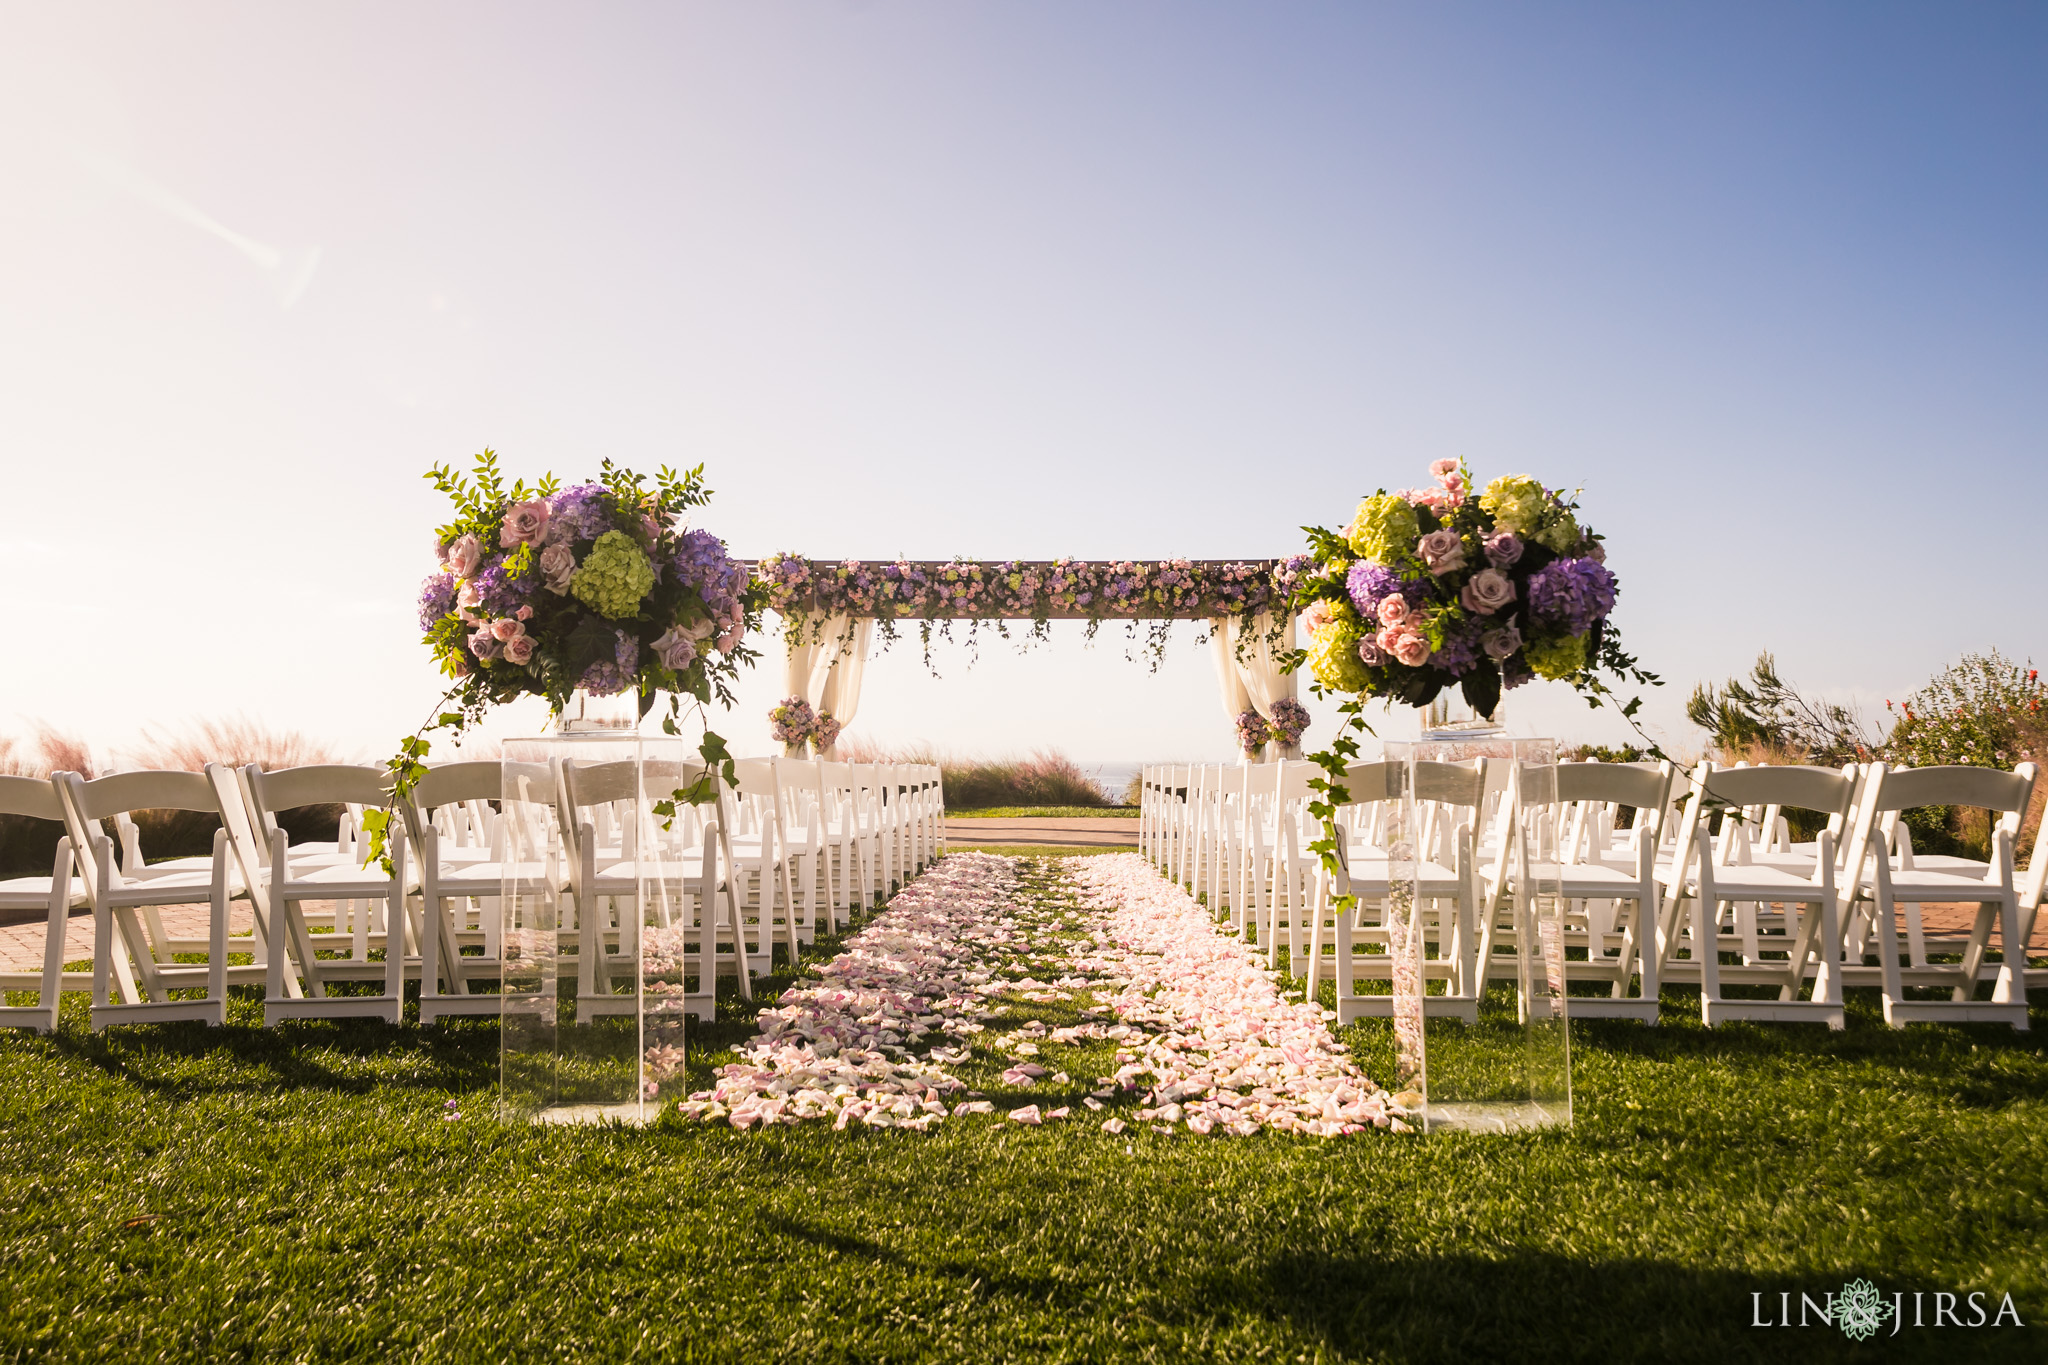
left=783, top=613, right=872, bottom=758
left=1212, top=612, right=1300, bottom=761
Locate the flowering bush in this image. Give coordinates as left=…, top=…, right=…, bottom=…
left=1292, top=458, right=1629, bottom=718
left=1884, top=652, right=2045, bottom=770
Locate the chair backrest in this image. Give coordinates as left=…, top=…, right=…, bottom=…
left=1869, top=763, right=2037, bottom=817
left=248, top=764, right=392, bottom=816
left=1553, top=760, right=1672, bottom=813
left=1412, top=759, right=1486, bottom=808
left=561, top=759, right=641, bottom=812
left=63, top=769, right=221, bottom=821
left=410, top=761, right=511, bottom=810
left=0, top=775, right=65, bottom=822
left=1336, top=761, right=1395, bottom=806
left=1700, top=764, right=1856, bottom=818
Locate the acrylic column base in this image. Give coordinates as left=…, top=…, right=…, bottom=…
left=1381, top=736, right=1571, bottom=1135
left=499, top=731, right=706, bottom=1126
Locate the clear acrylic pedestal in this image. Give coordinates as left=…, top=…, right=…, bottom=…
left=1381, top=736, right=1571, bottom=1135
left=498, top=731, right=706, bottom=1126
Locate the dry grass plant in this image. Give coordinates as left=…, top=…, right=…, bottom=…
left=836, top=738, right=1115, bottom=810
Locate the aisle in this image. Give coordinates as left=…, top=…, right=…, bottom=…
left=674, top=852, right=1396, bottom=1136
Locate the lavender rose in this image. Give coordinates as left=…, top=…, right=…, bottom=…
left=1459, top=567, right=1517, bottom=616
left=652, top=625, right=699, bottom=672
left=1482, top=622, right=1523, bottom=661
left=499, top=499, right=551, bottom=548
left=1482, top=531, right=1522, bottom=568
left=1357, top=636, right=1387, bottom=666
left=1417, top=528, right=1466, bottom=576
left=467, top=629, right=503, bottom=662
left=538, top=542, right=577, bottom=594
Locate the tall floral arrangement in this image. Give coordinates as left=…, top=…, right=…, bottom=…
left=1292, top=459, right=1638, bottom=721
left=363, top=450, right=763, bottom=868
left=1289, top=458, right=1659, bottom=922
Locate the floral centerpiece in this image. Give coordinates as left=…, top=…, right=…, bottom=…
left=364, top=450, right=762, bottom=867
left=1294, top=459, right=1632, bottom=721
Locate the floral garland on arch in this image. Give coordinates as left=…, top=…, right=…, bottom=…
left=1287, top=458, right=1661, bottom=905
left=360, top=450, right=765, bottom=868
left=757, top=555, right=1312, bottom=670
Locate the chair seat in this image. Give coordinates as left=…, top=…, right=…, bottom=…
left=427, top=859, right=562, bottom=889
left=1870, top=870, right=2007, bottom=900
left=1664, top=866, right=1828, bottom=900
left=278, top=862, right=420, bottom=897
left=0, top=876, right=86, bottom=908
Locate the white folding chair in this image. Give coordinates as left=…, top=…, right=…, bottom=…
left=0, top=776, right=90, bottom=1032
left=239, top=765, right=415, bottom=1026
left=55, top=768, right=257, bottom=1029
left=1847, top=762, right=2038, bottom=1030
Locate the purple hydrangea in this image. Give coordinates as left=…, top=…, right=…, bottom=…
left=418, top=572, right=457, bottom=631
left=548, top=484, right=613, bottom=543
left=1525, top=557, right=1618, bottom=635
left=1346, top=562, right=1427, bottom=617
left=473, top=556, right=537, bottom=617
left=1431, top=617, right=1482, bottom=678
left=578, top=628, right=641, bottom=696
left=673, top=528, right=747, bottom=617
left=1502, top=655, right=1535, bottom=691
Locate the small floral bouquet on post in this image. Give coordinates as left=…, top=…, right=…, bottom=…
left=769, top=697, right=817, bottom=749
left=1269, top=697, right=1311, bottom=750
left=1234, top=709, right=1272, bottom=756
left=363, top=450, right=763, bottom=868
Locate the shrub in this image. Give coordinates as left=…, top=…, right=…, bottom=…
left=0, top=724, right=96, bottom=877
left=1686, top=652, right=1878, bottom=768
left=836, top=739, right=1113, bottom=810
left=1881, top=652, right=2046, bottom=861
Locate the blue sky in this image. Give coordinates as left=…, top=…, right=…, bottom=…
left=1, top=3, right=2042, bottom=764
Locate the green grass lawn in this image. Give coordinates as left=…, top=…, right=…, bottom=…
left=946, top=806, right=1138, bottom=818
left=2, top=856, right=2043, bottom=1362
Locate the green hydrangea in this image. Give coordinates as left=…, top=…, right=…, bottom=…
left=1533, top=508, right=1581, bottom=553
left=570, top=530, right=656, bottom=619
left=1309, top=619, right=1373, bottom=693
left=1523, top=631, right=1588, bottom=680
left=1345, top=493, right=1419, bottom=564
left=1478, top=475, right=1550, bottom=534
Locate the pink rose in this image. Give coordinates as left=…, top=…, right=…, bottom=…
left=499, top=500, right=551, bottom=548
left=538, top=542, right=576, bottom=595
left=715, top=625, right=742, bottom=653
left=502, top=634, right=535, bottom=665
left=446, top=534, right=482, bottom=579
left=1379, top=623, right=1431, bottom=667
left=1376, top=595, right=1411, bottom=627
left=1417, top=529, right=1466, bottom=576
left=1429, top=458, right=1460, bottom=479
left=1459, top=568, right=1516, bottom=616
left=1300, top=599, right=1338, bottom=636
left=1482, top=623, right=1523, bottom=661
left=1440, top=472, right=1467, bottom=505
left=467, top=630, right=503, bottom=662
left=651, top=625, right=698, bottom=671
left=489, top=617, right=525, bottom=643
left=457, top=581, right=482, bottom=610
left=1402, top=487, right=1451, bottom=513
left=516, top=604, right=533, bottom=621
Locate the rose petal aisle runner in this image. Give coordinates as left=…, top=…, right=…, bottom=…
left=674, top=851, right=1397, bottom=1136
left=1068, top=853, right=1400, bottom=1136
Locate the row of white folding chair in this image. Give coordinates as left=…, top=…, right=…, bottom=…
left=0, top=757, right=757, bottom=1032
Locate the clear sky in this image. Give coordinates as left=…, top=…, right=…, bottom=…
left=2, top=2, right=2042, bottom=766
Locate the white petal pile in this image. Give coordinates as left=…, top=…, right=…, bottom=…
left=1068, top=854, right=1404, bottom=1137
left=669, top=853, right=1022, bottom=1131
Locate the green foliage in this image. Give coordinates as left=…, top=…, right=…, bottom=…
left=1686, top=651, right=1876, bottom=766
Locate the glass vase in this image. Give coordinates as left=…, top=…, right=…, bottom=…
left=554, top=687, right=642, bottom=734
